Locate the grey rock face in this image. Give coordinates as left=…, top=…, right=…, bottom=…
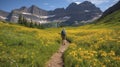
left=0, top=10, right=9, bottom=21
left=0, top=1, right=102, bottom=25
left=64, top=1, right=102, bottom=25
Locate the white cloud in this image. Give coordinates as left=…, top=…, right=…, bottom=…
left=86, top=0, right=109, bottom=5
left=74, top=2, right=81, bottom=5
left=66, top=0, right=119, bottom=5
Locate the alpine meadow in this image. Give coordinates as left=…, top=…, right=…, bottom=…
left=0, top=0, right=120, bottom=67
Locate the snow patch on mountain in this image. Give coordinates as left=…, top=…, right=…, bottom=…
left=13, top=16, right=18, bottom=18
left=0, top=16, right=7, bottom=19
left=22, top=12, right=55, bottom=19
left=85, top=10, right=90, bottom=12
left=63, top=16, right=70, bottom=19
left=81, top=15, right=101, bottom=23
left=34, top=15, right=55, bottom=18
left=38, top=20, right=48, bottom=24
left=74, top=2, right=81, bottom=5
left=22, top=12, right=31, bottom=15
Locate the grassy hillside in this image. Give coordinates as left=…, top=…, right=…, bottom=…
left=97, top=9, right=120, bottom=24
left=63, top=10, right=120, bottom=67
left=64, top=24, right=120, bottom=67
left=0, top=22, right=61, bottom=67
left=0, top=10, right=120, bottom=67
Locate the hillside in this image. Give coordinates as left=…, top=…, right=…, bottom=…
left=0, top=0, right=120, bottom=67
left=101, top=1, right=120, bottom=18
left=63, top=2, right=120, bottom=66
left=0, top=19, right=120, bottom=67
left=97, top=9, right=120, bottom=24
left=97, top=1, right=120, bottom=24
left=0, top=22, right=61, bottom=67
left=0, top=1, right=120, bottom=66
left=64, top=24, right=120, bottom=67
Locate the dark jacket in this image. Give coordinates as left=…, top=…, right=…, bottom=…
left=61, top=29, right=66, bottom=36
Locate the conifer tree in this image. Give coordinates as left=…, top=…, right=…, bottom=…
left=18, top=14, right=23, bottom=24
left=30, top=19, right=33, bottom=28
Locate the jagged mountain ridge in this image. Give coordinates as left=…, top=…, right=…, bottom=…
left=0, top=1, right=102, bottom=25
left=7, top=5, right=48, bottom=23
left=63, top=1, right=102, bottom=25
left=0, top=10, right=9, bottom=21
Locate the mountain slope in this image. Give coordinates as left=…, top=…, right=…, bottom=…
left=101, top=1, right=120, bottom=18
left=0, top=18, right=120, bottom=67
left=0, top=22, right=60, bottom=67
left=7, top=5, right=48, bottom=23
left=0, top=1, right=102, bottom=25
left=60, top=1, right=102, bottom=26
left=97, top=1, right=120, bottom=24
left=0, top=10, right=9, bottom=20
left=98, top=9, right=120, bottom=24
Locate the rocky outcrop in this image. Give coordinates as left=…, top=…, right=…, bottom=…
left=0, top=10, right=9, bottom=21
left=63, top=1, right=102, bottom=25
left=0, top=1, right=102, bottom=25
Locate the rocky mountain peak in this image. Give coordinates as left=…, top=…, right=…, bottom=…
left=30, top=5, right=39, bottom=9
left=27, top=5, right=47, bottom=15
left=66, top=1, right=102, bottom=13
left=69, top=2, right=78, bottom=6
left=28, top=5, right=40, bottom=14
left=78, top=1, right=97, bottom=10
left=54, top=8, right=65, bottom=13
left=19, top=6, right=28, bottom=12
left=20, top=6, right=27, bottom=10
left=66, top=2, right=78, bottom=10
left=81, top=1, right=92, bottom=4
left=0, top=1, right=102, bottom=26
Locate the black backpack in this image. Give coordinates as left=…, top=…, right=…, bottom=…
left=61, top=29, right=66, bottom=36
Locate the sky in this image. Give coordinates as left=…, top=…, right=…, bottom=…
left=0, top=0, right=119, bottom=12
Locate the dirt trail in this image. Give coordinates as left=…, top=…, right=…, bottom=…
left=45, top=40, right=69, bottom=67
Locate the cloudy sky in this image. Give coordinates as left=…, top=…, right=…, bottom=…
left=0, top=0, right=119, bottom=12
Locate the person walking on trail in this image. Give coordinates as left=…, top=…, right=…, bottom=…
left=61, top=28, right=66, bottom=45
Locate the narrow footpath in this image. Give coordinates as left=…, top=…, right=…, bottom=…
left=46, top=40, right=69, bottom=67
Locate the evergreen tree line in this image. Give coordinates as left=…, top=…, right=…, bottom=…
left=18, top=15, right=61, bottom=29
left=18, top=15, right=44, bottom=29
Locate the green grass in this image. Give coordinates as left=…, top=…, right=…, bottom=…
left=64, top=25, right=120, bottom=67
left=63, top=10, right=120, bottom=67
left=97, top=10, right=120, bottom=24
left=0, top=22, right=61, bottom=67
left=0, top=9, right=120, bottom=67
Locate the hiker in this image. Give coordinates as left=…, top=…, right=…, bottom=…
left=61, top=28, right=66, bottom=45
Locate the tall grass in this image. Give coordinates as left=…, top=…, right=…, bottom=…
left=0, top=18, right=120, bottom=67
left=64, top=23, right=120, bottom=67
left=0, top=22, right=61, bottom=67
